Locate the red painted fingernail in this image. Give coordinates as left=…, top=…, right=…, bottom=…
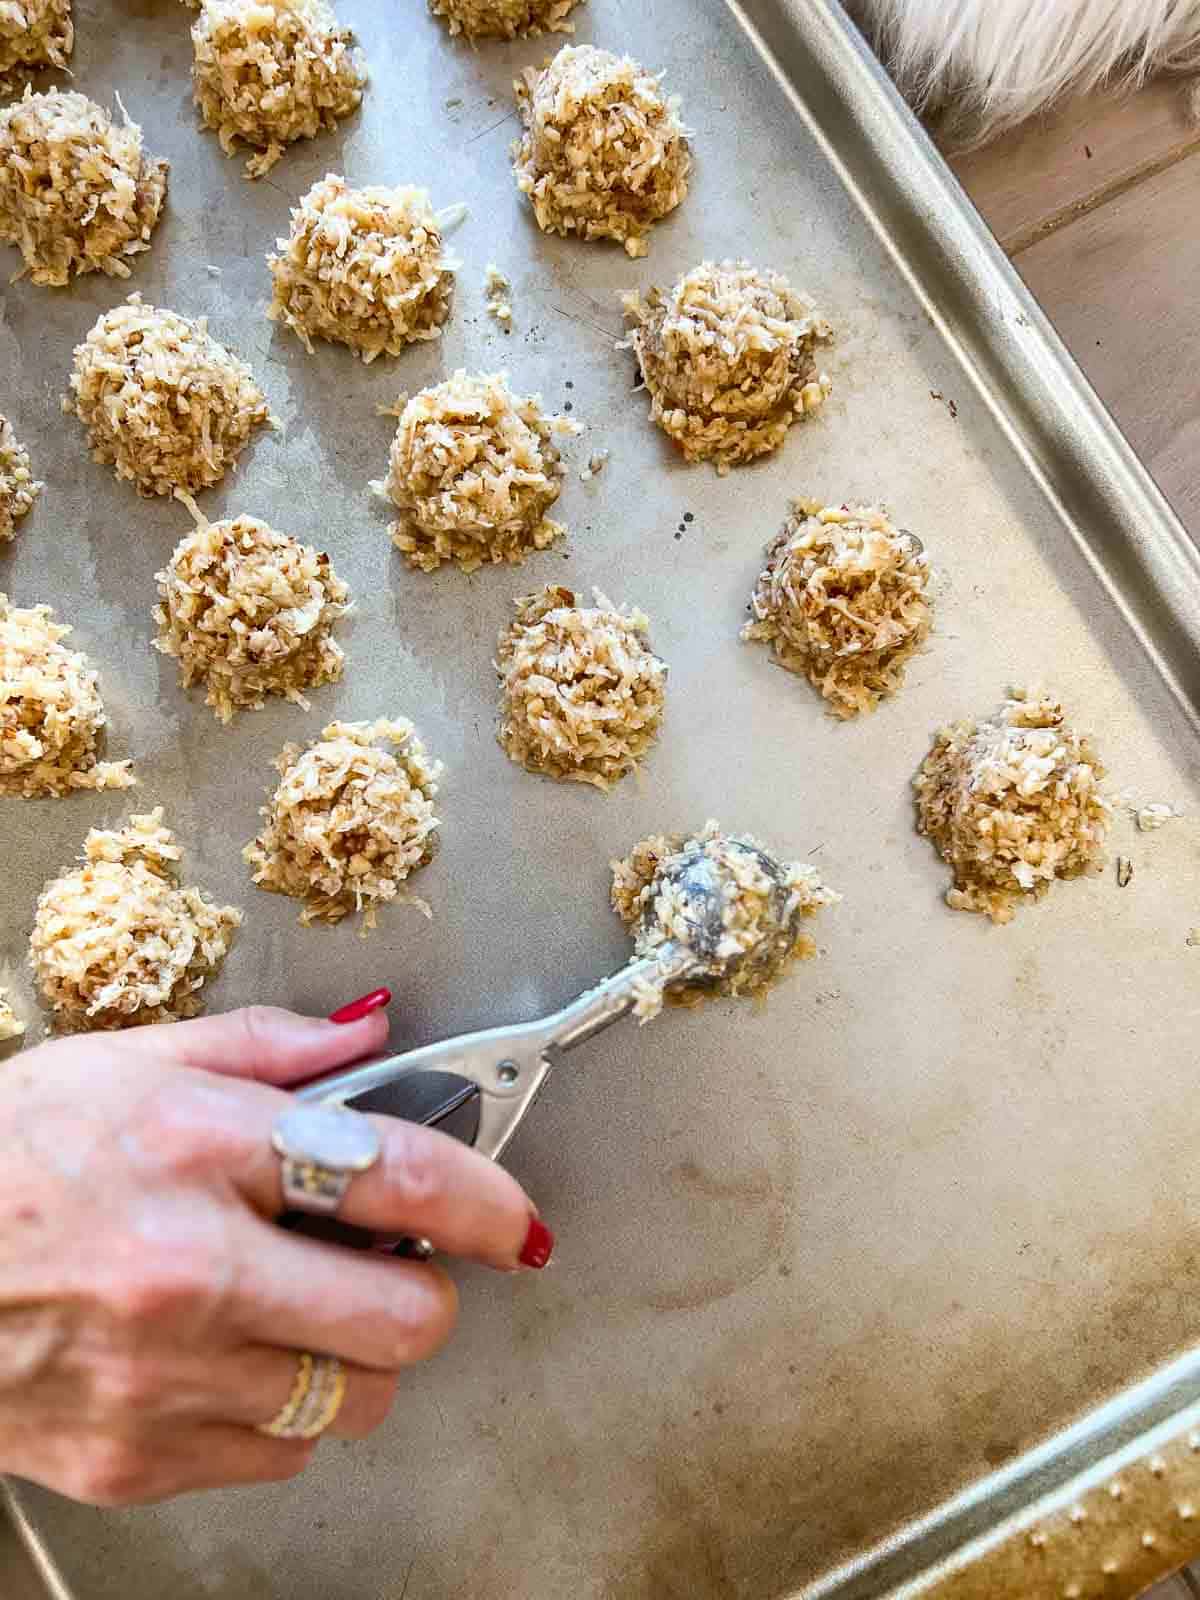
left=519, top=1216, right=554, bottom=1270
left=328, top=988, right=392, bottom=1024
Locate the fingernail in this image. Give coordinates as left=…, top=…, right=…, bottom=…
left=519, top=1216, right=555, bottom=1270
left=328, top=988, right=392, bottom=1025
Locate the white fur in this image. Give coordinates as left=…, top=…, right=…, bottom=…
left=848, top=0, right=1200, bottom=143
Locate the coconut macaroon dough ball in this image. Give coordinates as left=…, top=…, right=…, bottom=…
left=743, top=501, right=933, bottom=718
left=0, top=413, right=41, bottom=543
left=0, top=89, right=167, bottom=287
left=0, top=594, right=135, bottom=799
left=267, top=175, right=458, bottom=362
left=497, top=584, right=667, bottom=789
left=915, top=690, right=1111, bottom=925
left=30, top=808, right=240, bottom=1031
left=64, top=294, right=273, bottom=497
left=611, top=820, right=839, bottom=1020
left=623, top=260, right=833, bottom=472
left=378, top=369, right=580, bottom=573
left=191, top=0, right=366, bottom=179
left=244, top=719, right=442, bottom=929
left=0, top=0, right=72, bottom=94
left=428, top=0, right=579, bottom=40
left=513, top=44, right=689, bottom=259
left=154, top=497, right=350, bottom=724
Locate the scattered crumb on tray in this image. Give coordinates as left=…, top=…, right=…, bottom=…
left=0, top=0, right=72, bottom=96
left=580, top=450, right=608, bottom=481
left=1135, top=802, right=1178, bottom=832
left=742, top=500, right=932, bottom=718
left=1187, top=929, right=1200, bottom=949
left=428, top=0, right=580, bottom=40
left=0, top=87, right=167, bottom=286
left=191, top=0, right=366, bottom=179
left=375, top=368, right=580, bottom=573
left=0, top=413, right=41, bottom=543
left=1116, top=855, right=1133, bottom=888
left=915, top=689, right=1110, bottom=924
left=154, top=494, right=349, bottom=723
left=513, top=44, right=689, bottom=259
left=621, top=260, right=832, bottom=471
left=485, top=262, right=513, bottom=329
left=611, top=819, right=838, bottom=1021
left=64, top=293, right=273, bottom=497
left=31, top=807, right=240, bottom=1030
left=0, top=988, right=24, bottom=1042
left=243, top=718, right=442, bottom=930
left=497, top=584, right=667, bottom=789
left=267, top=174, right=458, bottom=361
left=0, top=593, right=135, bottom=798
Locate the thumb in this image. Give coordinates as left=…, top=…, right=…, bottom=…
left=132, top=995, right=392, bottom=1088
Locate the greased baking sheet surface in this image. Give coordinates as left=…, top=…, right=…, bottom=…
left=5, top=0, right=1200, bottom=1595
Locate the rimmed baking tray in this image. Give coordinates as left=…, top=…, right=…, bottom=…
left=4, top=0, right=1200, bottom=1595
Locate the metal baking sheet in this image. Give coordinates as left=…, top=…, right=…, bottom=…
left=5, top=0, right=1200, bottom=1595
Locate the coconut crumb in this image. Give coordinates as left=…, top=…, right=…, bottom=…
left=244, top=719, right=442, bottom=930
left=1136, top=802, right=1178, bottom=832
left=485, top=262, right=513, bottom=329
left=191, top=0, right=366, bottom=180
left=0, top=0, right=72, bottom=95
left=154, top=495, right=349, bottom=724
left=0, top=413, right=41, bottom=542
left=497, top=584, right=667, bottom=789
left=579, top=450, right=608, bottom=482
left=611, top=819, right=838, bottom=1020
left=0, top=88, right=167, bottom=287
left=0, top=594, right=135, bottom=798
left=375, top=369, right=580, bottom=573
left=267, top=174, right=458, bottom=362
left=64, top=294, right=273, bottom=497
left=1186, top=929, right=1200, bottom=948
left=429, top=0, right=580, bottom=40
left=0, top=988, right=24, bottom=1042
left=513, top=44, right=689, bottom=259
left=743, top=500, right=932, bottom=718
left=622, top=260, right=833, bottom=472
left=915, top=690, right=1110, bottom=924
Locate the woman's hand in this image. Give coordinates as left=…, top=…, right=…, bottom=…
left=0, top=999, right=550, bottom=1506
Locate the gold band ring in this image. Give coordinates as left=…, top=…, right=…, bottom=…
left=257, top=1351, right=346, bottom=1440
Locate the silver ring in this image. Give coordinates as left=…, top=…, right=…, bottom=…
left=271, top=1103, right=381, bottom=1218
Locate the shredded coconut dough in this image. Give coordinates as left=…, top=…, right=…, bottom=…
left=64, top=294, right=273, bottom=497
left=154, top=496, right=349, bottom=723
left=915, top=690, right=1110, bottom=924
left=31, top=808, right=240, bottom=1030
left=267, top=175, right=458, bottom=362
left=743, top=501, right=932, bottom=717
left=513, top=44, right=689, bottom=259
left=612, top=820, right=838, bottom=1020
left=0, top=988, right=24, bottom=1041
left=0, top=0, right=72, bottom=95
left=0, top=594, right=134, bottom=798
left=191, top=0, right=365, bottom=179
left=429, top=0, right=579, bottom=40
left=376, top=369, right=580, bottom=573
left=0, top=88, right=167, bottom=287
left=0, top=413, right=40, bottom=542
left=497, top=584, right=667, bottom=789
left=622, top=260, right=833, bottom=471
left=244, top=719, right=442, bottom=929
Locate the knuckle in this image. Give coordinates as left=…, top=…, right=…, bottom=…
left=382, top=1125, right=448, bottom=1217
left=92, top=1353, right=164, bottom=1411
left=262, top=1441, right=315, bottom=1483
left=237, top=1005, right=288, bottom=1059
left=390, top=1268, right=458, bottom=1364
left=106, top=1255, right=205, bottom=1325
left=71, top=1440, right=148, bottom=1507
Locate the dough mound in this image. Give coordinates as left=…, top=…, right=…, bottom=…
left=31, top=808, right=240, bottom=1030
left=244, top=719, right=442, bottom=928
left=0, top=989, right=24, bottom=1042
left=743, top=501, right=932, bottom=718
left=0, top=413, right=41, bottom=543
left=0, top=594, right=134, bottom=798
left=429, top=0, right=578, bottom=39
left=513, top=44, right=689, bottom=258
left=497, top=584, right=666, bottom=789
left=154, top=498, right=349, bottom=723
left=612, top=820, right=838, bottom=1020
left=65, top=294, right=272, bottom=497
left=0, top=88, right=167, bottom=287
left=378, top=369, right=580, bottom=573
left=623, top=260, right=833, bottom=471
left=191, top=0, right=365, bottom=179
left=0, top=0, right=72, bottom=94
left=268, top=175, right=457, bottom=362
left=915, top=690, right=1110, bottom=924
